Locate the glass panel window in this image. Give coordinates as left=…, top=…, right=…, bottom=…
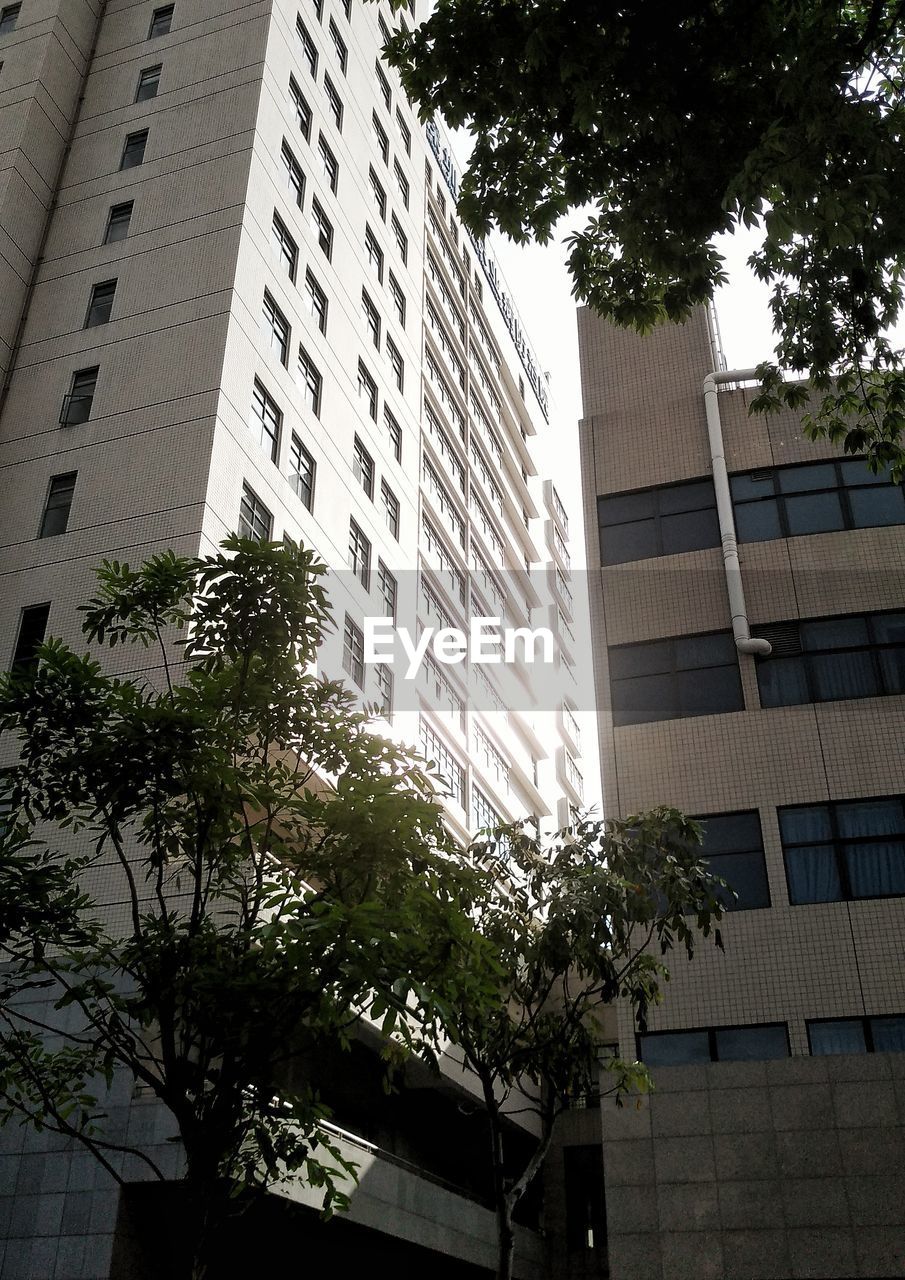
left=731, top=458, right=905, bottom=541
left=389, top=272, right=405, bottom=326
left=385, top=407, right=401, bottom=462
left=104, top=201, right=133, bottom=243
left=318, top=133, right=338, bottom=192
left=640, top=1031, right=711, bottom=1067
left=369, top=166, right=386, bottom=220
left=391, top=214, right=407, bottom=263
left=375, top=60, right=390, bottom=108
left=39, top=473, right=77, bottom=538
left=779, top=796, right=905, bottom=904
left=348, top=519, right=371, bottom=588
left=598, top=478, right=719, bottom=565
left=0, top=4, right=21, bottom=34
left=377, top=561, right=397, bottom=620
left=135, top=65, right=161, bottom=102
left=289, top=433, right=315, bottom=511
left=84, top=280, right=116, bottom=327
left=471, top=786, right=503, bottom=834
left=328, top=18, right=347, bottom=72
left=149, top=6, right=174, bottom=37
left=11, top=604, right=50, bottom=673
left=420, top=718, right=465, bottom=807
left=353, top=436, right=374, bottom=499
left=343, top=615, right=364, bottom=687
left=310, top=197, right=332, bottom=258
left=251, top=379, right=281, bottom=462
left=271, top=212, right=297, bottom=281
left=386, top=336, right=403, bottom=391
left=714, top=1025, right=789, bottom=1061
left=609, top=631, right=743, bottom=726
left=304, top=269, right=327, bottom=334
left=281, top=139, right=304, bottom=207
left=393, top=160, right=409, bottom=209
left=365, top=225, right=384, bottom=281
left=362, top=289, right=380, bottom=348
left=297, top=343, right=322, bottom=416
left=120, top=130, right=148, bottom=169
left=395, top=107, right=411, bottom=154
left=641, top=1024, right=789, bottom=1065
left=60, top=368, right=98, bottom=426
left=262, top=291, right=289, bottom=365
left=289, top=76, right=311, bottom=139
left=809, top=1016, right=905, bottom=1055
left=375, top=663, right=393, bottom=716
left=694, top=811, right=769, bottom=910
left=357, top=360, right=378, bottom=420
left=756, top=610, right=905, bottom=709
left=372, top=112, right=389, bottom=163
left=296, top=16, right=317, bottom=75
left=381, top=479, right=399, bottom=538
left=238, top=484, right=272, bottom=542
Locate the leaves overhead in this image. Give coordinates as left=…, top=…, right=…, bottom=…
left=383, top=0, right=905, bottom=474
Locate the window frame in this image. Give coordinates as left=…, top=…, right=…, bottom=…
left=262, top=289, right=290, bottom=366
left=289, top=432, right=315, bottom=511
left=323, top=71, right=343, bottom=130
left=310, top=196, right=332, bottom=258
left=271, top=211, right=298, bottom=282
left=317, top=132, right=338, bottom=192
left=104, top=201, right=133, bottom=244
left=393, top=158, right=409, bottom=209
left=11, top=604, right=50, bottom=673
left=608, top=629, right=744, bottom=727
left=148, top=5, right=174, bottom=37
left=391, top=213, right=407, bottom=263
left=361, top=289, right=380, bottom=348
left=297, top=343, right=322, bottom=417
left=372, top=112, right=389, bottom=164
left=364, top=225, right=384, bottom=282
left=250, top=378, right=282, bottom=463
left=353, top=435, right=374, bottom=500
left=638, top=1022, right=791, bottom=1066
left=0, top=4, right=22, bottom=34
left=135, top=64, right=162, bottom=103
left=280, top=139, right=305, bottom=208
left=304, top=268, right=328, bottom=334
left=84, top=279, right=117, bottom=328
left=779, top=794, right=905, bottom=906
left=39, top=472, right=77, bottom=539
left=731, top=457, right=905, bottom=543
left=357, top=359, right=378, bottom=421
left=388, top=272, right=405, bottom=326
left=692, top=810, right=771, bottom=911
left=238, top=483, right=273, bottom=542
left=597, top=476, right=720, bottom=566
left=348, top=518, right=371, bottom=589
left=328, top=18, right=347, bottom=73
left=288, top=75, right=312, bottom=140
left=60, top=367, right=99, bottom=426
left=295, top=15, right=318, bottom=75
left=342, top=614, right=365, bottom=687
left=120, top=129, right=149, bottom=170
left=381, top=477, right=400, bottom=538
left=807, top=1014, right=905, bottom=1056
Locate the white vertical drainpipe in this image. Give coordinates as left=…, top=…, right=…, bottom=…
left=702, top=369, right=773, bottom=656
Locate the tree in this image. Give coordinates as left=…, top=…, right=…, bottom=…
left=0, top=538, right=493, bottom=1279
left=383, top=0, right=905, bottom=476
left=438, top=811, right=726, bottom=1280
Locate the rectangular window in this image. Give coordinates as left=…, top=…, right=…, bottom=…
left=328, top=18, right=347, bottom=72
left=372, top=112, right=389, bottom=164
left=348, top=519, right=371, bottom=588
left=0, top=4, right=21, bottom=34
left=609, top=631, right=744, bottom=726
left=754, top=611, right=905, bottom=709
left=148, top=5, right=174, bottom=37
left=381, top=478, right=399, bottom=538
left=353, top=435, right=374, bottom=499
left=60, top=367, right=98, bottom=426
left=296, top=15, right=317, bottom=74
left=471, top=785, right=502, bottom=833
left=318, top=133, right=338, bottom=192
left=357, top=360, right=378, bottom=420
left=391, top=214, right=407, bottom=264
left=731, top=458, right=905, bottom=542
left=365, top=225, right=384, bottom=282
left=262, top=290, right=290, bottom=365
left=289, top=75, right=311, bottom=139
left=104, top=201, right=133, bottom=243
left=362, top=289, right=380, bottom=348
left=281, top=139, right=305, bottom=207
left=297, top=343, right=322, bottom=416
left=343, top=614, right=364, bottom=687
left=378, top=561, right=397, bottom=620
left=271, top=212, right=297, bottom=281
left=564, top=1147, right=605, bottom=1253
left=323, top=72, right=343, bottom=130
left=311, top=0, right=322, bottom=20
left=693, top=811, right=770, bottom=910
left=39, top=473, right=77, bottom=538
left=375, top=663, right=393, bottom=716
left=289, top=433, right=315, bottom=511
left=393, top=159, right=409, bottom=209
left=375, top=59, right=390, bottom=108
left=11, top=604, right=50, bottom=674
left=420, top=718, right=465, bottom=808
left=395, top=107, right=411, bottom=155
left=808, top=1016, right=905, bottom=1056
left=84, top=279, right=116, bottom=328
left=120, top=130, right=148, bottom=170
left=779, top=795, right=905, bottom=905
left=238, top=484, right=272, bottom=542
left=310, top=196, right=332, bottom=258
left=386, top=335, right=403, bottom=392
left=388, top=272, right=405, bottom=326
left=598, top=478, right=720, bottom=566
left=369, top=166, right=387, bottom=220
left=251, top=378, right=281, bottom=463
left=304, top=268, right=328, bottom=334
left=385, top=407, right=401, bottom=462
left=135, top=64, right=161, bottom=102
left=640, top=1024, right=790, bottom=1067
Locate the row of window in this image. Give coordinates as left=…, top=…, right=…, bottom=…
left=639, top=1016, right=905, bottom=1066
left=609, top=610, right=905, bottom=725
left=688, top=798, right=905, bottom=909
left=598, top=460, right=905, bottom=565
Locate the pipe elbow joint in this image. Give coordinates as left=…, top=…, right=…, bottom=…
left=736, top=637, right=772, bottom=656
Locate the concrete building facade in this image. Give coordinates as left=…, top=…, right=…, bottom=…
left=577, top=305, right=905, bottom=1279
left=0, top=0, right=583, bottom=1274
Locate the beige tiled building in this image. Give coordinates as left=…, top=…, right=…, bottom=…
left=575, top=305, right=905, bottom=1279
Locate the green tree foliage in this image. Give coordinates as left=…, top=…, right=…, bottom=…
left=0, top=539, right=493, bottom=1278
left=383, top=0, right=905, bottom=475
left=444, top=812, right=726, bottom=1280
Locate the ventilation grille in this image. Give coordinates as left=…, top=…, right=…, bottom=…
left=753, top=621, right=802, bottom=656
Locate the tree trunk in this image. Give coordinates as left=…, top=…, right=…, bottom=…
left=495, top=1194, right=516, bottom=1280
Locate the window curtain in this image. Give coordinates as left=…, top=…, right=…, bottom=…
left=838, top=800, right=905, bottom=898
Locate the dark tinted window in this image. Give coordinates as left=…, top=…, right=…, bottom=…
left=609, top=631, right=742, bottom=726
left=696, top=811, right=769, bottom=910
left=641, top=1024, right=789, bottom=1066
left=755, top=611, right=905, bottom=708
left=11, top=604, right=50, bottom=673
left=809, top=1016, right=905, bottom=1055
left=780, top=796, right=905, bottom=904
left=598, top=478, right=719, bottom=565
left=120, top=130, right=148, bottom=169
left=731, top=458, right=905, bottom=542
left=39, top=473, right=77, bottom=538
